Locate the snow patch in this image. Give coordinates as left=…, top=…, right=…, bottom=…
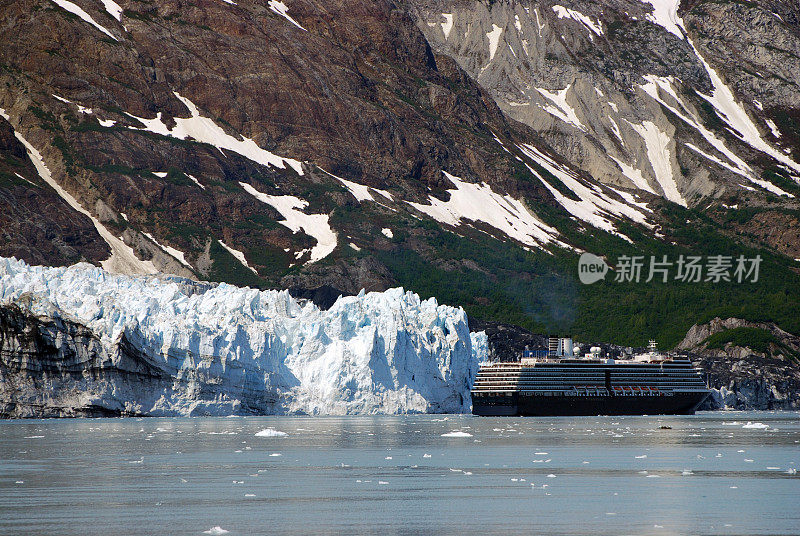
left=535, top=85, right=586, bottom=132
left=639, top=74, right=793, bottom=197
left=764, top=119, right=781, bottom=139
left=240, top=182, right=337, bottom=264
left=143, top=232, right=192, bottom=269
left=609, top=156, right=655, bottom=194
left=690, top=39, right=800, bottom=176
left=381, top=228, right=393, bottom=239
left=217, top=239, right=257, bottom=275
left=406, top=171, right=562, bottom=250
left=49, top=0, right=118, bottom=40
left=52, top=94, right=92, bottom=114
left=517, top=143, right=650, bottom=240
left=552, top=5, right=603, bottom=38
left=639, top=0, right=685, bottom=39
left=125, top=92, right=304, bottom=176
left=326, top=171, right=392, bottom=204
left=268, top=1, right=306, bottom=31
left=187, top=174, right=206, bottom=190
left=0, top=108, right=157, bottom=275
left=441, top=13, right=454, bottom=39
left=486, top=24, right=503, bottom=61
left=628, top=120, right=686, bottom=206
left=99, top=0, right=122, bottom=21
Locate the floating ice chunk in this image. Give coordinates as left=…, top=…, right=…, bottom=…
left=423, top=454, right=432, bottom=458
left=24, top=435, right=44, bottom=439
left=15, top=480, right=24, bottom=484
left=744, top=459, right=754, bottom=463
left=255, top=428, right=287, bottom=437
left=269, top=453, right=282, bottom=457
left=742, top=422, right=769, bottom=429
left=385, top=456, right=393, bottom=460
left=535, top=452, right=548, bottom=455
left=546, top=474, right=556, bottom=478
left=766, top=467, right=780, bottom=470
left=245, top=493, right=255, bottom=497
left=203, top=527, right=229, bottom=535
left=681, top=470, right=693, bottom=476
left=722, top=421, right=740, bottom=426
left=646, top=474, right=660, bottom=478
left=635, top=455, right=647, bottom=459
left=441, top=431, right=473, bottom=437
left=378, top=481, right=388, bottom=485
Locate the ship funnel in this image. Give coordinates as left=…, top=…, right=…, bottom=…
left=548, top=337, right=574, bottom=357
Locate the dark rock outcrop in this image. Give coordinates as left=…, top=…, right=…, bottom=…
left=678, top=317, right=800, bottom=410
left=0, top=304, right=282, bottom=418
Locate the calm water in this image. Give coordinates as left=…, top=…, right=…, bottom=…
left=1, top=412, right=798, bottom=536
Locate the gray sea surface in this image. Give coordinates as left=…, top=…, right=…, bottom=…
left=1, top=411, right=798, bottom=535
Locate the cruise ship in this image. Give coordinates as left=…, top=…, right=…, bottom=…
left=471, top=338, right=711, bottom=416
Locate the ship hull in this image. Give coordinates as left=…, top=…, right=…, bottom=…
left=472, top=391, right=710, bottom=417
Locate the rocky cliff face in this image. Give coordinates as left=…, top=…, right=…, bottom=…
left=2, top=0, right=800, bottom=350
left=677, top=317, right=800, bottom=410
left=408, top=0, right=800, bottom=252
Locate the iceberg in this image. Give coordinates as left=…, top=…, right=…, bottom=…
left=0, top=257, right=482, bottom=416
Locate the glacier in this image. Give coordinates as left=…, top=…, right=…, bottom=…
left=0, top=257, right=483, bottom=416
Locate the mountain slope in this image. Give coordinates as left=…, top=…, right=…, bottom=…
left=1, top=0, right=800, bottom=347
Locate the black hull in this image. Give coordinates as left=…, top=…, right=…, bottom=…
left=472, top=391, right=710, bottom=417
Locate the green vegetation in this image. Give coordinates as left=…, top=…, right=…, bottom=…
left=704, top=327, right=777, bottom=353
left=370, top=185, right=800, bottom=350
left=206, top=239, right=264, bottom=289
left=0, top=170, right=35, bottom=188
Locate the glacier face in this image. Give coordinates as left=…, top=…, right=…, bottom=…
left=0, top=257, right=481, bottom=416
